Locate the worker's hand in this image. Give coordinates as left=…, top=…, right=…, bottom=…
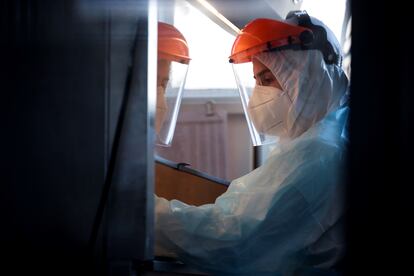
left=154, top=194, right=169, bottom=219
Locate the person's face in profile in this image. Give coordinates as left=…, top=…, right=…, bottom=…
left=155, top=59, right=171, bottom=133
left=157, top=59, right=171, bottom=90
left=252, top=58, right=282, bottom=89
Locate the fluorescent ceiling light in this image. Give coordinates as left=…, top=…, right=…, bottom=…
left=193, top=0, right=240, bottom=35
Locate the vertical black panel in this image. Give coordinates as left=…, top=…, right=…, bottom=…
left=346, top=1, right=414, bottom=274
left=0, top=0, right=153, bottom=275
left=0, top=0, right=107, bottom=273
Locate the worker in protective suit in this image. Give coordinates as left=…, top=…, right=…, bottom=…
left=155, top=10, right=349, bottom=275
left=156, top=22, right=190, bottom=146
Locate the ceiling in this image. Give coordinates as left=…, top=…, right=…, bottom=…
left=187, top=0, right=304, bottom=34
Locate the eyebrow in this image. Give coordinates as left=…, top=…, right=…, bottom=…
left=253, top=68, right=272, bottom=79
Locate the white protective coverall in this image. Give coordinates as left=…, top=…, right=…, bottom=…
left=154, top=47, right=349, bottom=275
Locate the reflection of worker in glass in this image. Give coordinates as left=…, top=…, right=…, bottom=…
left=156, top=59, right=170, bottom=134
left=155, top=11, right=349, bottom=275
left=156, top=22, right=190, bottom=146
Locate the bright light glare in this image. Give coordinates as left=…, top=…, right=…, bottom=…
left=301, top=0, right=347, bottom=43
left=174, top=1, right=238, bottom=89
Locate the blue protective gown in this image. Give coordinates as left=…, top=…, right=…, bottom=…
left=155, top=106, right=348, bottom=275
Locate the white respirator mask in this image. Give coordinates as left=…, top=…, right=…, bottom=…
left=247, top=85, right=292, bottom=137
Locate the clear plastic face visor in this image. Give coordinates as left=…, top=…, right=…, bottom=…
left=232, top=62, right=281, bottom=146
left=156, top=59, right=188, bottom=146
